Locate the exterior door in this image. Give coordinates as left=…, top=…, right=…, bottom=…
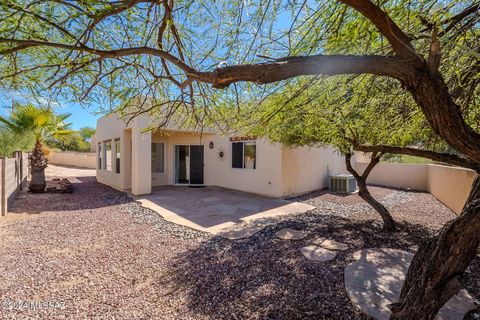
left=189, top=145, right=204, bottom=185
left=175, top=145, right=204, bottom=185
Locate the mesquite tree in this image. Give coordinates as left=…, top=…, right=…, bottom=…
left=223, top=75, right=438, bottom=231
left=0, top=0, right=479, bottom=318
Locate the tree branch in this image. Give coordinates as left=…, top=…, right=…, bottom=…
left=354, top=145, right=480, bottom=172
left=86, top=0, right=157, bottom=33
left=338, top=0, right=419, bottom=60
left=0, top=37, right=415, bottom=88
left=0, top=37, right=212, bottom=83
left=345, top=153, right=362, bottom=180
left=211, top=55, right=414, bottom=88
left=361, top=151, right=382, bottom=179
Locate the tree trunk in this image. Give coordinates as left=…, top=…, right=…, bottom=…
left=390, top=175, right=480, bottom=319
left=345, top=153, right=396, bottom=231
left=28, top=139, right=48, bottom=193
left=357, top=178, right=396, bottom=231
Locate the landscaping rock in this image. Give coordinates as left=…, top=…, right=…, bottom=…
left=275, top=228, right=308, bottom=240
left=345, top=248, right=476, bottom=320
left=45, top=178, right=73, bottom=193
left=289, top=187, right=414, bottom=218
left=301, top=245, right=338, bottom=262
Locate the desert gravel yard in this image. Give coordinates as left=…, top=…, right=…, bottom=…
left=0, top=167, right=478, bottom=319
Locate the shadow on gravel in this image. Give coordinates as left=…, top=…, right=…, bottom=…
left=9, top=176, right=134, bottom=213
left=159, top=213, right=480, bottom=320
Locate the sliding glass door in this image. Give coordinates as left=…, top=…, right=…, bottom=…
left=175, top=145, right=204, bottom=185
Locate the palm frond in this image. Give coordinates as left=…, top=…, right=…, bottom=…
left=1, top=102, right=75, bottom=142
left=0, top=115, right=23, bottom=134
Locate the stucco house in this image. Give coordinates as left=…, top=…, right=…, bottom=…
left=95, top=113, right=347, bottom=197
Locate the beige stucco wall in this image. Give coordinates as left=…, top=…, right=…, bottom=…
left=354, top=161, right=477, bottom=214
left=427, top=165, right=476, bottom=214
left=355, top=162, right=429, bottom=191
left=152, top=132, right=284, bottom=197
left=95, top=114, right=153, bottom=194
left=209, top=136, right=283, bottom=197
left=48, top=151, right=96, bottom=169
left=280, top=146, right=347, bottom=197
left=97, top=112, right=343, bottom=198
left=95, top=115, right=126, bottom=191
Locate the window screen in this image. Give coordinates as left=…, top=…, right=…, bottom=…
left=244, top=142, right=256, bottom=169
left=104, top=141, right=112, bottom=171
left=152, top=143, right=165, bottom=173
left=98, top=143, right=102, bottom=169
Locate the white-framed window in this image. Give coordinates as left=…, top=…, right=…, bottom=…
left=97, top=142, right=102, bottom=169
left=232, top=140, right=256, bottom=169
left=115, top=138, right=120, bottom=174
left=104, top=140, right=112, bottom=171
left=152, top=143, right=165, bottom=173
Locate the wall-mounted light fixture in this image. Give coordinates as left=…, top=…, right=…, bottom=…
left=209, top=141, right=214, bottom=149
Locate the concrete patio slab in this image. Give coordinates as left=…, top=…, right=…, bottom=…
left=344, top=248, right=476, bottom=320
left=134, top=186, right=315, bottom=238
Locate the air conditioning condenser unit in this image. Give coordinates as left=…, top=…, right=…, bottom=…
left=329, top=174, right=357, bottom=193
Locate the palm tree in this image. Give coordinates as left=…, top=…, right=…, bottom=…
left=0, top=103, right=74, bottom=193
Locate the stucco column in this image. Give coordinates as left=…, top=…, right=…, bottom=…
left=131, top=129, right=152, bottom=195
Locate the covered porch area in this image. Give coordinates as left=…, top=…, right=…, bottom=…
left=125, top=129, right=215, bottom=195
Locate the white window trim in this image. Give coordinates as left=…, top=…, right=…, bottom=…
left=114, top=138, right=121, bottom=174
left=103, top=140, right=112, bottom=172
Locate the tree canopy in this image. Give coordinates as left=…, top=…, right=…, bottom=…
left=0, top=1, right=478, bottom=125
left=0, top=130, right=34, bottom=157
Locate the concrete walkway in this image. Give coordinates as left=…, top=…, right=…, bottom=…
left=135, top=186, right=315, bottom=238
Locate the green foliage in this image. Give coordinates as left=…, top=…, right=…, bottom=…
left=0, top=130, right=34, bottom=157
left=382, top=154, right=433, bottom=164
left=215, top=74, right=438, bottom=156
left=79, top=126, right=96, bottom=142
left=46, top=132, right=90, bottom=152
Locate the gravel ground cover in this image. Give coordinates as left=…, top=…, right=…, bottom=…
left=289, top=185, right=454, bottom=230
left=0, top=170, right=478, bottom=319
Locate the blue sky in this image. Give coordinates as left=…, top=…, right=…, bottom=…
left=0, top=91, right=100, bottom=130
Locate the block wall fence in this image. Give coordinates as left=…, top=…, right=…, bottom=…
left=47, top=151, right=97, bottom=169
left=355, top=162, right=477, bottom=214
left=0, top=152, right=29, bottom=216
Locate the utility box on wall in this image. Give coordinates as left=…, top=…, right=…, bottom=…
left=329, top=174, right=357, bottom=193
